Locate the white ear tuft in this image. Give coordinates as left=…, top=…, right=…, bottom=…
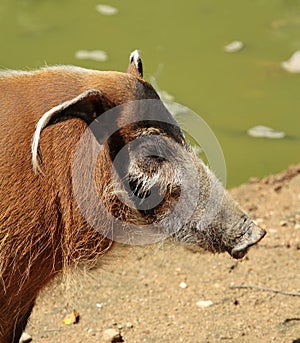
left=129, top=49, right=140, bottom=64
left=129, top=49, right=143, bottom=77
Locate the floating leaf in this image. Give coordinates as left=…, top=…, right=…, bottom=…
left=247, top=125, right=285, bottom=139
left=281, top=51, right=300, bottom=73
left=96, top=4, right=118, bottom=16
left=224, top=41, right=244, bottom=53
left=75, top=50, right=108, bottom=62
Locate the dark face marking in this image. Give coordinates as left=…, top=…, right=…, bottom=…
left=134, top=80, right=186, bottom=146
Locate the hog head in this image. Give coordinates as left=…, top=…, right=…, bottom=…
left=32, top=50, right=266, bottom=258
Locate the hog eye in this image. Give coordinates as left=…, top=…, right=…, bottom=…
left=148, top=155, right=165, bottom=163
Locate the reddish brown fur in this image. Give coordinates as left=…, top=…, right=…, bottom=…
left=0, top=66, right=149, bottom=342
left=0, top=60, right=266, bottom=342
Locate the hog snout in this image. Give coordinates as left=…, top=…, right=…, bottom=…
left=229, top=224, right=266, bottom=259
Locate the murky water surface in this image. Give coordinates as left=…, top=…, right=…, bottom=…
left=0, top=0, right=299, bottom=186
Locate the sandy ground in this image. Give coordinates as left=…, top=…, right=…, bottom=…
left=25, top=165, right=300, bottom=343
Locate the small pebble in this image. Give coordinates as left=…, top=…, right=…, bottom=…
left=102, top=328, right=123, bottom=342
left=196, top=300, right=213, bottom=308
left=96, top=303, right=103, bottom=308
left=179, top=281, right=188, bottom=289
left=295, top=223, right=300, bottom=230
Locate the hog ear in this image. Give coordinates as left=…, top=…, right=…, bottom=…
left=126, top=50, right=143, bottom=78
left=31, top=89, right=113, bottom=174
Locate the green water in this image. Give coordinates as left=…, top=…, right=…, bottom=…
left=0, top=0, right=299, bottom=187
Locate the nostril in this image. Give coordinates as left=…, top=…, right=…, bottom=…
left=230, top=225, right=266, bottom=259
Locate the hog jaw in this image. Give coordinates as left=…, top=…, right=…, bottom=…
left=229, top=224, right=266, bottom=259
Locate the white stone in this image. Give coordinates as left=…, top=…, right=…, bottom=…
left=179, top=281, right=188, bottom=289
left=196, top=300, right=213, bottom=308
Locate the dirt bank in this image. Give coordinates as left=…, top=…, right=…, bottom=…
left=26, top=165, right=300, bottom=343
